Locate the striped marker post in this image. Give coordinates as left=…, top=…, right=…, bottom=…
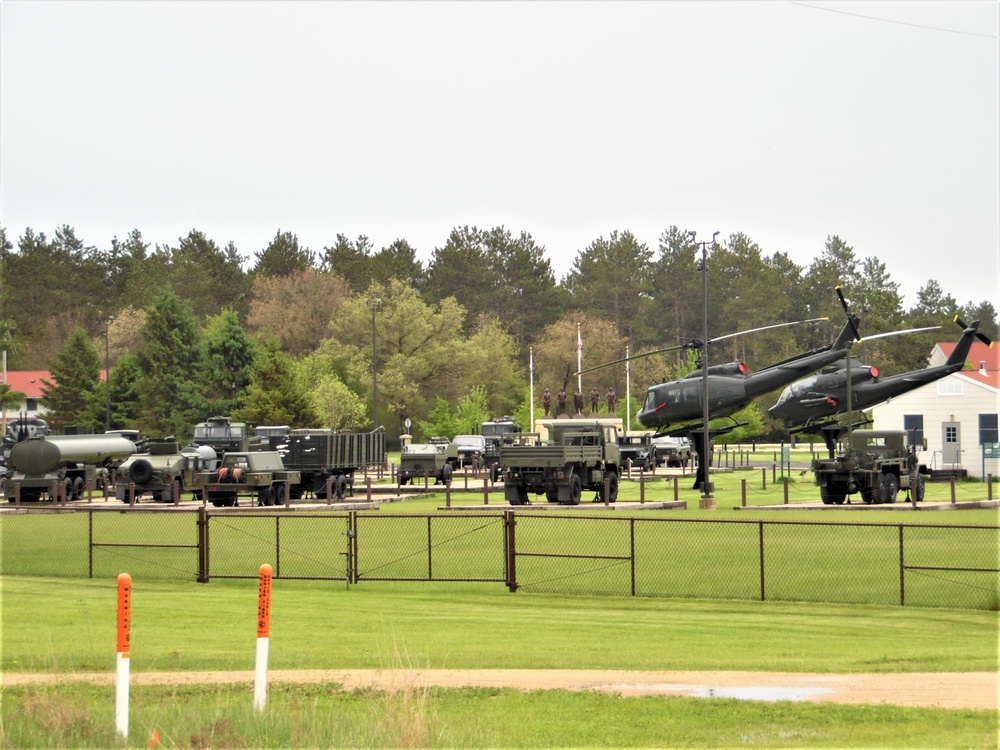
left=254, top=564, right=273, bottom=711
left=116, top=572, right=131, bottom=740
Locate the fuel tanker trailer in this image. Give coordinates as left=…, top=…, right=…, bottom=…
left=3, top=433, right=137, bottom=502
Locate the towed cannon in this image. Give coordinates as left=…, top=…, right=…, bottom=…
left=4, top=434, right=137, bottom=502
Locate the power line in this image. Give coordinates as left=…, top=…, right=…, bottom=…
left=789, top=1, right=998, bottom=39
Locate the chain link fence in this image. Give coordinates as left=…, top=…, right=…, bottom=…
left=1, top=508, right=996, bottom=610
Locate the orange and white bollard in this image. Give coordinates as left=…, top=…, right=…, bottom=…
left=254, top=564, right=272, bottom=711
left=116, top=572, right=131, bottom=740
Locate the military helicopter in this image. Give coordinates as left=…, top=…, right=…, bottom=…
left=768, top=316, right=993, bottom=430
left=576, top=296, right=862, bottom=490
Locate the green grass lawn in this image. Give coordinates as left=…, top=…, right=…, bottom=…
left=1, top=577, right=997, bottom=748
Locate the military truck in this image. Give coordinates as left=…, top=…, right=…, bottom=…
left=501, top=420, right=621, bottom=505
left=651, top=435, right=693, bottom=468
left=190, top=450, right=301, bottom=507
left=812, top=429, right=928, bottom=505
left=481, top=416, right=522, bottom=482
left=114, top=439, right=219, bottom=503
left=192, top=416, right=265, bottom=453
left=450, top=435, right=487, bottom=469
left=619, top=433, right=655, bottom=471
left=3, top=433, right=136, bottom=502
left=398, top=440, right=458, bottom=486
left=263, top=426, right=386, bottom=500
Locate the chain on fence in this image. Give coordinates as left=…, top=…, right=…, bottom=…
left=1, top=508, right=997, bottom=610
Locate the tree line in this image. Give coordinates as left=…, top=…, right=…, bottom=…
left=0, top=223, right=995, bottom=442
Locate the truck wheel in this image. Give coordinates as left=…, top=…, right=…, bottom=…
left=490, top=464, right=500, bottom=484
left=129, top=459, right=154, bottom=485
left=545, top=484, right=559, bottom=503
left=820, top=486, right=846, bottom=505
left=63, top=478, right=75, bottom=502
left=442, top=465, right=453, bottom=485
left=257, top=487, right=270, bottom=506
left=335, top=475, right=348, bottom=500
left=567, top=474, right=582, bottom=505
left=73, top=476, right=85, bottom=501
left=603, top=471, right=619, bottom=503
left=913, top=473, right=926, bottom=502
left=160, top=486, right=174, bottom=503
left=877, top=473, right=897, bottom=504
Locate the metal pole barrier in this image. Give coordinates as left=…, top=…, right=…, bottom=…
left=783, top=477, right=789, bottom=505
left=640, top=472, right=645, bottom=504
left=446, top=480, right=451, bottom=509
left=673, top=475, right=679, bottom=504
left=772, top=464, right=777, bottom=484
left=254, top=564, right=272, bottom=712
left=950, top=476, right=957, bottom=505
left=284, top=481, right=290, bottom=509
left=115, top=572, right=131, bottom=741
left=989, top=474, right=993, bottom=502
left=762, top=468, right=767, bottom=490
left=129, top=483, right=136, bottom=507
left=366, top=476, right=372, bottom=503
left=742, top=478, right=747, bottom=507
left=173, top=479, right=180, bottom=506
left=483, top=476, right=489, bottom=505
left=326, top=476, right=333, bottom=506
left=464, top=471, right=468, bottom=490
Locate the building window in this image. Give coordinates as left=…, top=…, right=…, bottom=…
left=903, top=415, right=924, bottom=446
left=25, top=398, right=37, bottom=411
left=979, top=414, right=999, bottom=446
left=937, top=380, right=964, bottom=396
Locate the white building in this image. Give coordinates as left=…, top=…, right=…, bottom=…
left=870, top=340, right=999, bottom=479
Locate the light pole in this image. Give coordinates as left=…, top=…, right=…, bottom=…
left=695, top=231, right=719, bottom=507
left=367, top=298, right=382, bottom=430
left=104, top=316, right=115, bottom=430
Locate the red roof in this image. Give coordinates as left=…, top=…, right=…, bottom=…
left=2, top=370, right=107, bottom=398
left=937, top=340, right=999, bottom=390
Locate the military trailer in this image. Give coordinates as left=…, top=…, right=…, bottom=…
left=4, top=433, right=136, bottom=502
left=398, top=440, right=458, bottom=486
left=501, top=420, right=621, bottom=505
left=264, top=427, right=386, bottom=500
left=115, top=439, right=219, bottom=503
left=812, top=429, right=928, bottom=505
left=190, top=450, right=301, bottom=507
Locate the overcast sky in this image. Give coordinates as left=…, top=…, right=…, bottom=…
left=2, top=1, right=997, bottom=309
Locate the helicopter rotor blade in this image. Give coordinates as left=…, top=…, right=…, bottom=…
left=954, top=316, right=994, bottom=347
left=856, top=326, right=941, bottom=344
left=573, top=343, right=691, bottom=376
left=836, top=285, right=861, bottom=341
left=706, top=316, right=829, bottom=345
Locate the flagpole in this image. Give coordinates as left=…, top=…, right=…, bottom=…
left=577, top=323, right=583, bottom=393
left=626, top=345, right=631, bottom=430
left=529, top=347, right=535, bottom=431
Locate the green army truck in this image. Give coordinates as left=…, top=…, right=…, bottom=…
left=501, top=420, right=621, bottom=505
left=398, top=439, right=458, bottom=486
left=191, top=450, right=301, bottom=507
left=4, top=433, right=136, bottom=502
left=812, top=429, right=928, bottom=505
left=115, top=439, right=219, bottom=503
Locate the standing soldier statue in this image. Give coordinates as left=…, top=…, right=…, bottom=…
left=574, top=389, right=585, bottom=416
left=590, top=387, right=600, bottom=414
left=606, top=387, right=617, bottom=414
left=542, top=387, right=552, bottom=417
left=557, top=389, right=568, bottom=417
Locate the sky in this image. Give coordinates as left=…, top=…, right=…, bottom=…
left=2, top=1, right=997, bottom=309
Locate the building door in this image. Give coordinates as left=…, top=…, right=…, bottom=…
left=942, top=422, right=961, bottom=465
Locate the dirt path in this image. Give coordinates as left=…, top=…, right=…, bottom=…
left=3, top=670, right=996, bottom=710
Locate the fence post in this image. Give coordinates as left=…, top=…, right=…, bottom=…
left=484, top=476, right=490, bottom=505
left=772, top=464, right=777, bottom=484
left=673, top=476, right=679, bottom=504
left=504, top=510, right=517, bottom=592
left=173, top=480, right=180, bottom=506
left=366, top=476, right=372, bottom=504
left=603, top=476, right=610, bottom=506
left=197, top=506, right=209, bottom=583
left=989, top=475, right=994, bottom=502
left=326, top=476, right=333, bottom=506
left=950, top=476, right=957, bottom=505
left=129, top=483, right=136, bottom=507
left=758, top=521, right=765, bottom=601
left=762, top=468, right=767, bottom=490
left=446, top=480, right=452, bottom=509
left=783, top=477, right=789, bottom=505
left=741, top=478, right=747, bottom=507
left=640, top=472, right=645, bottom=504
